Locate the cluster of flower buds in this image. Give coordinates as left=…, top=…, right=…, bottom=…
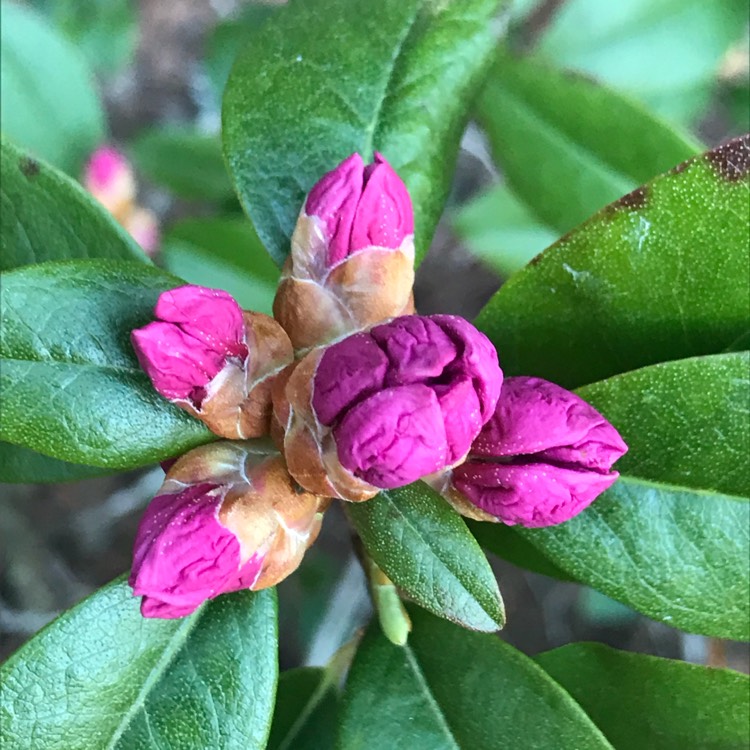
left=84, top=146, right=160, bottom=255
left=129, top=152, right=627, bottom=618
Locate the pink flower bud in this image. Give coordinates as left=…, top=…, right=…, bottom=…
left=280, top=315, right=502, bottom=501
left=83, top=146, right=136, bottom=219
left=129, top=442, right=325, bottom=618
left=448, top=377, right=628, bottom=527
left=273, top=153, right=416, bottom=352
left=123, top=206, right=160, bottom=256
left=131, top=285, right=293, bottom=439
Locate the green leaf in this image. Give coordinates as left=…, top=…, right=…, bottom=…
left=338, top=609, right=612, bottom=749
left=162, top=217, right=280, bottom=315
left=0, top=260, right=214, bottom=469
left=452, top=183, right=558, bottom=276
left=0, top=441, right=113, bottom=484
left=0, top=579, right=278, bottom=750
left=223, top=0, right=505, bottom=265
left=476, top=135, right=750, bottom=388
left=31, top=0, right=137, bottom=76
left=1, top=139, right=146, bottom=271
left=0, top=2, right=105, bottom=175
left=268, top=668, right=338, bottom=750
left=205, top=4, right=280, bottom=96
left=578, top=352, right=750, bottom=498
left=476, top=49, right=700, bottom=238
left=536, top=643, right=750, bottom=749
left=537, top=0, right=748, bottom=124
left=346, top=482, right=504, bottom=632
left=511, top=354, right=750, bottom=639
left=468, top=521, right=573, bottom=580
left=130, top=127, right=236, bottom=203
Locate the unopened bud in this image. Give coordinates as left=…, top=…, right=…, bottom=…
left=131, top=285, right=293, bottom=439
left=129, top=441, right=325, bottom=618
left=446, top=377, right=628, bottom=527
left=280, top=315, right=502, bottom=501
left=273, top=153, right=416, bottom=352
left=83, top=146, right=136, bottom=221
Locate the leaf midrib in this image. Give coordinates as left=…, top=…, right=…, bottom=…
left=376, top=491, right=503, bottom=628
left=104, top=611, right=202, bottom=749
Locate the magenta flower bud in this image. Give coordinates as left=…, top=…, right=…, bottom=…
left=129, top=442, right=325, bottom=618
left=132, top=285, right=293, bottom=439
left=305, top=152, right=414, bottom=265
left=281, top=315, right=502, bottom=501
left=448, top=377, right=628, bottom=528
left=274, top=153, right=416, bottom=352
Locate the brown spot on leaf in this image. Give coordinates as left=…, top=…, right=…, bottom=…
left=669, top=159, right=690, bottom=176
left=612, top=185, right=649, bottom=211
left=706, top=135, right=750, bottom=182
left=18, top=156, right=40, bottom=178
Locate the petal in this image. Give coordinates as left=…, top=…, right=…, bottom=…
left=312, top=332, right=389, bottom=425
left=370, top=315, right=456, bottom=386
left=473, top=377, right=628, bottom=470
left=434, top=378, right=483, bottom=464
left=154, top=285, right=246, bottom=359
left=334, top=384, right=448, bottom=488
left=131, top=322, right=224, bottom=400
left=350, top=153, right=414, bottom=252
left=452, top=460, right=619, bottom=528
left=429, top=315, right=502, bottom=422
left=130, top=485, right=244, bottom=610
left=304, top=153, right=365, bottom=266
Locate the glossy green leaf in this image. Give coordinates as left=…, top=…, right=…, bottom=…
left=452, top=183, right=558, bottom=276
left=579, top=352, right=750, bottom=497
left=0, top=579, right=278, bottom=750
left=268, top=668, right=338, bottom=750
left=338, top=609, right=612, bottom=749
left=162, top=217, right=280, bottom=315
left=476, top=135, right=750, bottom=388
left=223, top=0, right=505, bottom=265
left=1, top=139, right=146, bottom=271
left=536, top=643, right=750, bottom=749
left=31, top=0, right=137, bottom=76
left=0, top=260, right=214, bottom=469
left=130, top=128, right=235, bottom=203
left=537, top=0, right=748, bottom=124
left=468, top=521, right=573, bottom=580
left=0, top=2, right=105, bottom=174
left=0, top=441, right=113, bottom=484
left=511, top=354, right=750, bottom=638
left=347, top=482, right=504, bottom=632
left=476, top=49, right=700, bottom=239
left=205, top=4, right=279, bottom=96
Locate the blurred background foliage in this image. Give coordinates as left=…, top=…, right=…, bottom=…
left=0, top=0, right=748, bottom=674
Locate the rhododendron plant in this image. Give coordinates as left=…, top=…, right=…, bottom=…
left=1, top=2, right=747, bottom=748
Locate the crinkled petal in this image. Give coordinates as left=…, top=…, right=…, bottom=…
left=334, top=384, right=448, bottom=488
left=473, top=377, right=628, bottom=469
left=312, top=332, right=389, bottom=425
left=429, top=314, right=502, bottom=423
left=370, top=316, right=456, bottom=386
left=434, top=378, right=483, bottom=464
left=452, top=461, right=619, bottom=528
left=129, top=485, right=249, bottom=612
